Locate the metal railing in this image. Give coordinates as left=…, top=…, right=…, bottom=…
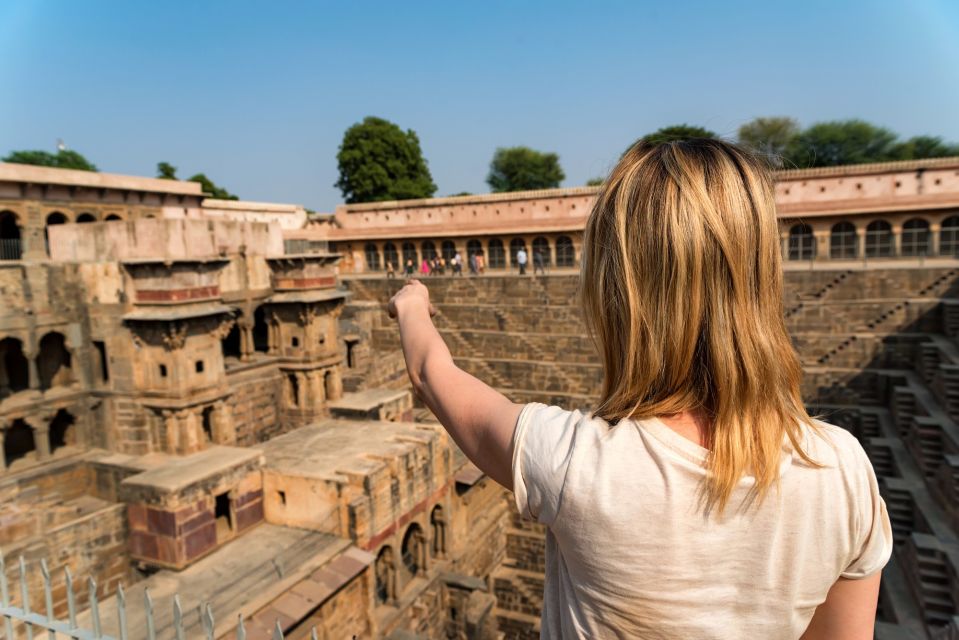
left=0, top=239, right=21, bottom=261
left=0, top=551, right=320, bottom=640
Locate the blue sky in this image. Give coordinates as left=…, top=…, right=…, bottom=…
left=2, top=1, right=958, bottom=211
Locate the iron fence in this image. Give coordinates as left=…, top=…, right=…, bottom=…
left=0, top=239, right=21, bottom=261
left=0, top=551, right=319, bottom=640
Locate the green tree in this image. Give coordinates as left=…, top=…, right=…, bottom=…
left=640, top=125, right=717, bottom=146
left=486, top=147, right=565, bottom=193
left=890, top=135, right=959, bottom=161
left=785, top=120, right=899, bottom=168
left=3, top=149, right=98, bottom=171
left=335, top=116, right=437, bottom=203
left=188, top=173, right=238, bottom=200
left=737, top=117, right=799, bottom=165
left=157, top=162, right=178, bottom=179
left=586, top=177, right=604, bottom=186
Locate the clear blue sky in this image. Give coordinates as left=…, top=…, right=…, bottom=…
left=2, top=1, right=957, bottom=211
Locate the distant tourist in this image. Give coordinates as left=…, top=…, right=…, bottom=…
left=438, top=257, right=447, bottom=275
left=405, top=259, right=415, bottom=277
left=420, top=258, right=430, bottom=276
left=516, top=246, right=528, bottom=275
left=452, top=252, right=463, bottom=276
left=476, top=253, right=485, bottom=275
left=533, top=248, right=546, bottom=275
left=387, top=138, right=891, bottom=639
left=385, top=261, right=395, bottom=279
left=468, top=252, right=478, bottom=276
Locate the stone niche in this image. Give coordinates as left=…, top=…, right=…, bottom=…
left=121, top=446, right=263, bottom=570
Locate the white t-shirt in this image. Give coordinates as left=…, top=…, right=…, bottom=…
left=511, top=403, right=893, bottom=639
left=517, top=249, right=528, bottom=265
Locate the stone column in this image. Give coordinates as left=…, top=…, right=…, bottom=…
left=239, top=322, right=254, bottom=361
left=814, top=231, right=829, bottom=261
left=163, top=410, right=179, bottom=452
left=893, top=225, right=902, bottom=257
left=179, top=409, right=200, bottom=454
left=324, top=368, right=343, bottom=402
left=268, top=320, right=279, bottom=355
left=307, top=371, right=325, bottom=410
left=931, top=223, right=942, bottom=257
left=24, top=347, right=40, bottom=391
left=295, top=373, right=308, bottom=408
left=213, top=400, right=236, bottom=445
left=856, top=228, right=866, bottom=259
left=28, top=416, right=51, bottom=459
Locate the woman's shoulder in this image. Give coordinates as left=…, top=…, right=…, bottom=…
left=797, top=418, right=872, bottom=472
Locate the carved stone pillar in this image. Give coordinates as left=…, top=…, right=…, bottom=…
left=856, top=229, right=866, bottom=259
left=212, top=400, right=236, bottom=445
left=27, top=416, right=51, bottom=459
left=178, top=409, right=201, bottom=454
left=163, top=410, right=179, bottom=453
left=295, top=373, right=307, bottom=408
left=893, top=225, right=902, bottom=257
left=239, top=322, right=254, bottom=361
left=307, top=371, right=325, bottom=410
left=267, top=316, right=279, bottom=355
left=932, top=223, right=942, bottom=257
left=24, top=348, right=40, bottom=391
left=324, top=368, right=343, bottom=402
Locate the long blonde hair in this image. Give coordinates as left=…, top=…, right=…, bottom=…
left=581, top=138, right=815, bottom=514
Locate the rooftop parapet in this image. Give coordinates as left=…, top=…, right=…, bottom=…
left=46, top=217, right=283, bottom=262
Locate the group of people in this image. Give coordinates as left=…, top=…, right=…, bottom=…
left=384, top=247, right=549, bottom=278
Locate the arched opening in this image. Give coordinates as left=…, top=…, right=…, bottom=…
left=532, top=237, right=551, bottom=267
left=4, top=419, right=35, bottom=468
left=0, top=211, right=22, bottom=260
left=221, top=320, right=242, bottom=361
left=364, top=243, right=381, bottom=271
left=76, top=213, right=96, bottom=223
left=253, top=306, right=270, bottom=353
left=441, top=240, right=456, bottom=263
left=865, top=220, right=894, bottom=258
left=49, top=409, right=76, bottom=454
left=45, top=212, right=68, bottom=257
left=901, top=218, right=930, bottom=257
left=287, top=373, right=299, bottom=408
left=466, top=239, right=484, bottom=258
left=383, top=243, right=398, bottom=272
left=430, top=505, right=446, bottom=557
left=555, top=236, right=575, bottom=267
left=0, top=337, right=29, bottom=398
left=402, top=523, right=426, bottom=577
left=830, top=222, right=858, bottom=259
left=104, top=214, right=122, bottom=221
left=201, top=406, right=214, bottom=443
left=37, top=332, right=73, bottom=391
left=375, top=546, right=396, bottom=604
left=788, top=224, right=816, bottom=260
left=941, top=217, right=959, bottom=257
left=509, top=238, right=527, bottom=268
left=402, top=242, right=418, bottom=270
left=488, top=239, right=505, bottom=269
left=421, top=241, right=437, bottom=261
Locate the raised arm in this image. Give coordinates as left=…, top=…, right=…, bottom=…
left=389, top=280, right=523, bottom=488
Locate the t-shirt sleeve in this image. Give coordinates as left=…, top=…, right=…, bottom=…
left=511, top=402, right=581, bottom=526
left=841, top=443, right=894, bottom=579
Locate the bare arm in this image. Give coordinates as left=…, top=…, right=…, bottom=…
left=389, top=281, right=523, bottom=488
left=800, top=574, right=881, bottom=640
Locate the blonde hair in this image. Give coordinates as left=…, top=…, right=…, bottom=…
left=581, top=138, right=815, bottom=514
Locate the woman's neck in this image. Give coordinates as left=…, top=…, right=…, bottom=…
left=658, top=410, right=712, bottom=449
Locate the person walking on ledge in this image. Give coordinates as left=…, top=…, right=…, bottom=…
left=516, top=245, right=528, bottom=275
left=389, top=138, right=891, bottom=640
